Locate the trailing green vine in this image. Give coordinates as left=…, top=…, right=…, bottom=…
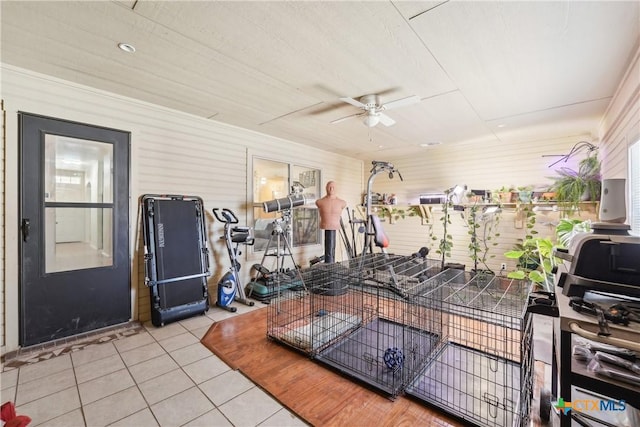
left=378, top=207, right=418, bottom=222
left=436, top=199, right=454, bottom=270
left=465, top=203, right=501, bottom=273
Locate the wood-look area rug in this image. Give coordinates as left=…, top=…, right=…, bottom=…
left=202, top=307, right=470, bottom=427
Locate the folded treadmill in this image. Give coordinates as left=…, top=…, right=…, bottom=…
left=141, top=194, right=210, bottom=326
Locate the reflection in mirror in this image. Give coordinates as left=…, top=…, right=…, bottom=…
left=292, top=165, right=320, bottom=246
left=253, top=159, right=289, bottom=251
left=252, top=158, right=321, bottom=251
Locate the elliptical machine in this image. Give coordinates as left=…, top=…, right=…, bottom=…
left=212, top=208, right=255, bottom=312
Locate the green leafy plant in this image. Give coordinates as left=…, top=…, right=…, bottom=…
left=436, top=199, right=454, bottom=270
left=467, top=204, right=482, bottom=270
left=505, top=204, right=540, bottom=275
left=549, top=154, right=601, bottom=215
left=556, top=218, right=592, bottom=248
left=465, top=203, right=501, bottom=273
left=380, top=207, right=417, bottom=222
left=517, top=201, right=538, bottom=241
left=505, top=237, right=558, bottom=291
left=494, top=186, right=515, bottom=203
left=503, top=202, right=544, bottom=283
left=517, top=186, right=534, bottom=203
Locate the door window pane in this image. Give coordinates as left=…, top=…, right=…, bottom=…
left=42, top=134, right=115, bottom=273
left=45, top=207, right=113, bottom=272
left=44, top=135, right=113, bottom=203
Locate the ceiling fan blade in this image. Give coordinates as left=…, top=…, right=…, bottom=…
left=339, top=97, right=367, bottom=109
left=378, top=113, right=396, bottom=127
left=381, top=95, right=421, bottom=111
left=309, top=102, right=349, bottom=115
left=331, top=112, right=364, bottom=124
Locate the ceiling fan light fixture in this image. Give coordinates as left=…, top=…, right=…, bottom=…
left=363, top=114, right=380, bottom=127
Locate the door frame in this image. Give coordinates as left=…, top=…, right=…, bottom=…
left=18, top=112, right=132, bottom=346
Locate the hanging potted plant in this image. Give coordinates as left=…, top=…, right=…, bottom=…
left=548, top=154, right=601, bottom=215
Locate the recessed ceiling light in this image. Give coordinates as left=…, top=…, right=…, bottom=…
left=420, top=142, right=441, bottom=147
left=497, top=124, right=506, bottom=128
left=118, top=43, right=136, bottom=53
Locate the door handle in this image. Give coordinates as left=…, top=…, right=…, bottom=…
left=22, top=219, right=30, bottom=242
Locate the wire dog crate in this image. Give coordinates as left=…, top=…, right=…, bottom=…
left=312, top=266, right=443, bottom=397
left=266, top=260, right=362, bottom=355
left=356, top=252, right=442, bottom=298
left=266, top=254, right=533, bottom=424
left=267, top=254, right=444, bottom=397
left=405, top=270, right=533, bottom=427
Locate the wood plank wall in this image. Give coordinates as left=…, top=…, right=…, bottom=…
left=600, top=47, right=640, bottom=179
left=349, top=203, right=598, bottom=274
left=359, top=137, right=599, bottom=272
left=0, top=65, right=363, bottom=351
left=1, top=40, right=638, bottom=352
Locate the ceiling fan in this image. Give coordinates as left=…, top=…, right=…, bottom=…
left=331, top=94, right=421, bottom=127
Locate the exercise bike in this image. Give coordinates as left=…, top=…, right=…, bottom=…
left=212, top=208, right=255, bottom=312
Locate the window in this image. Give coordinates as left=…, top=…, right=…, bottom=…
left=252, top=158, right=320, bottom=251
left=630, top=139, right=640, bottom=236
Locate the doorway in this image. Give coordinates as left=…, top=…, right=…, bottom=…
left=19, top=113, right=130, bottom=346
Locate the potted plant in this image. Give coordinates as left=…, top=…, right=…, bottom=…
left=495, top=186, right=515, bottom=203
left=548, top=154, right=601, bottom=214
left=517, top=186, right=533, bottom=203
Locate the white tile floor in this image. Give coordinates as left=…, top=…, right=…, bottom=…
left=1, top=303, right=307, bottom=427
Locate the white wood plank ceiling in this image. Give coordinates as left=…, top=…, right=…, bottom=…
left=1, top=1, right=638, bottom=160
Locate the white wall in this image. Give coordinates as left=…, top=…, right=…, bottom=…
left=0, top=65, right=363, bottom=353
left=599, top=45, right=640, bottom=180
